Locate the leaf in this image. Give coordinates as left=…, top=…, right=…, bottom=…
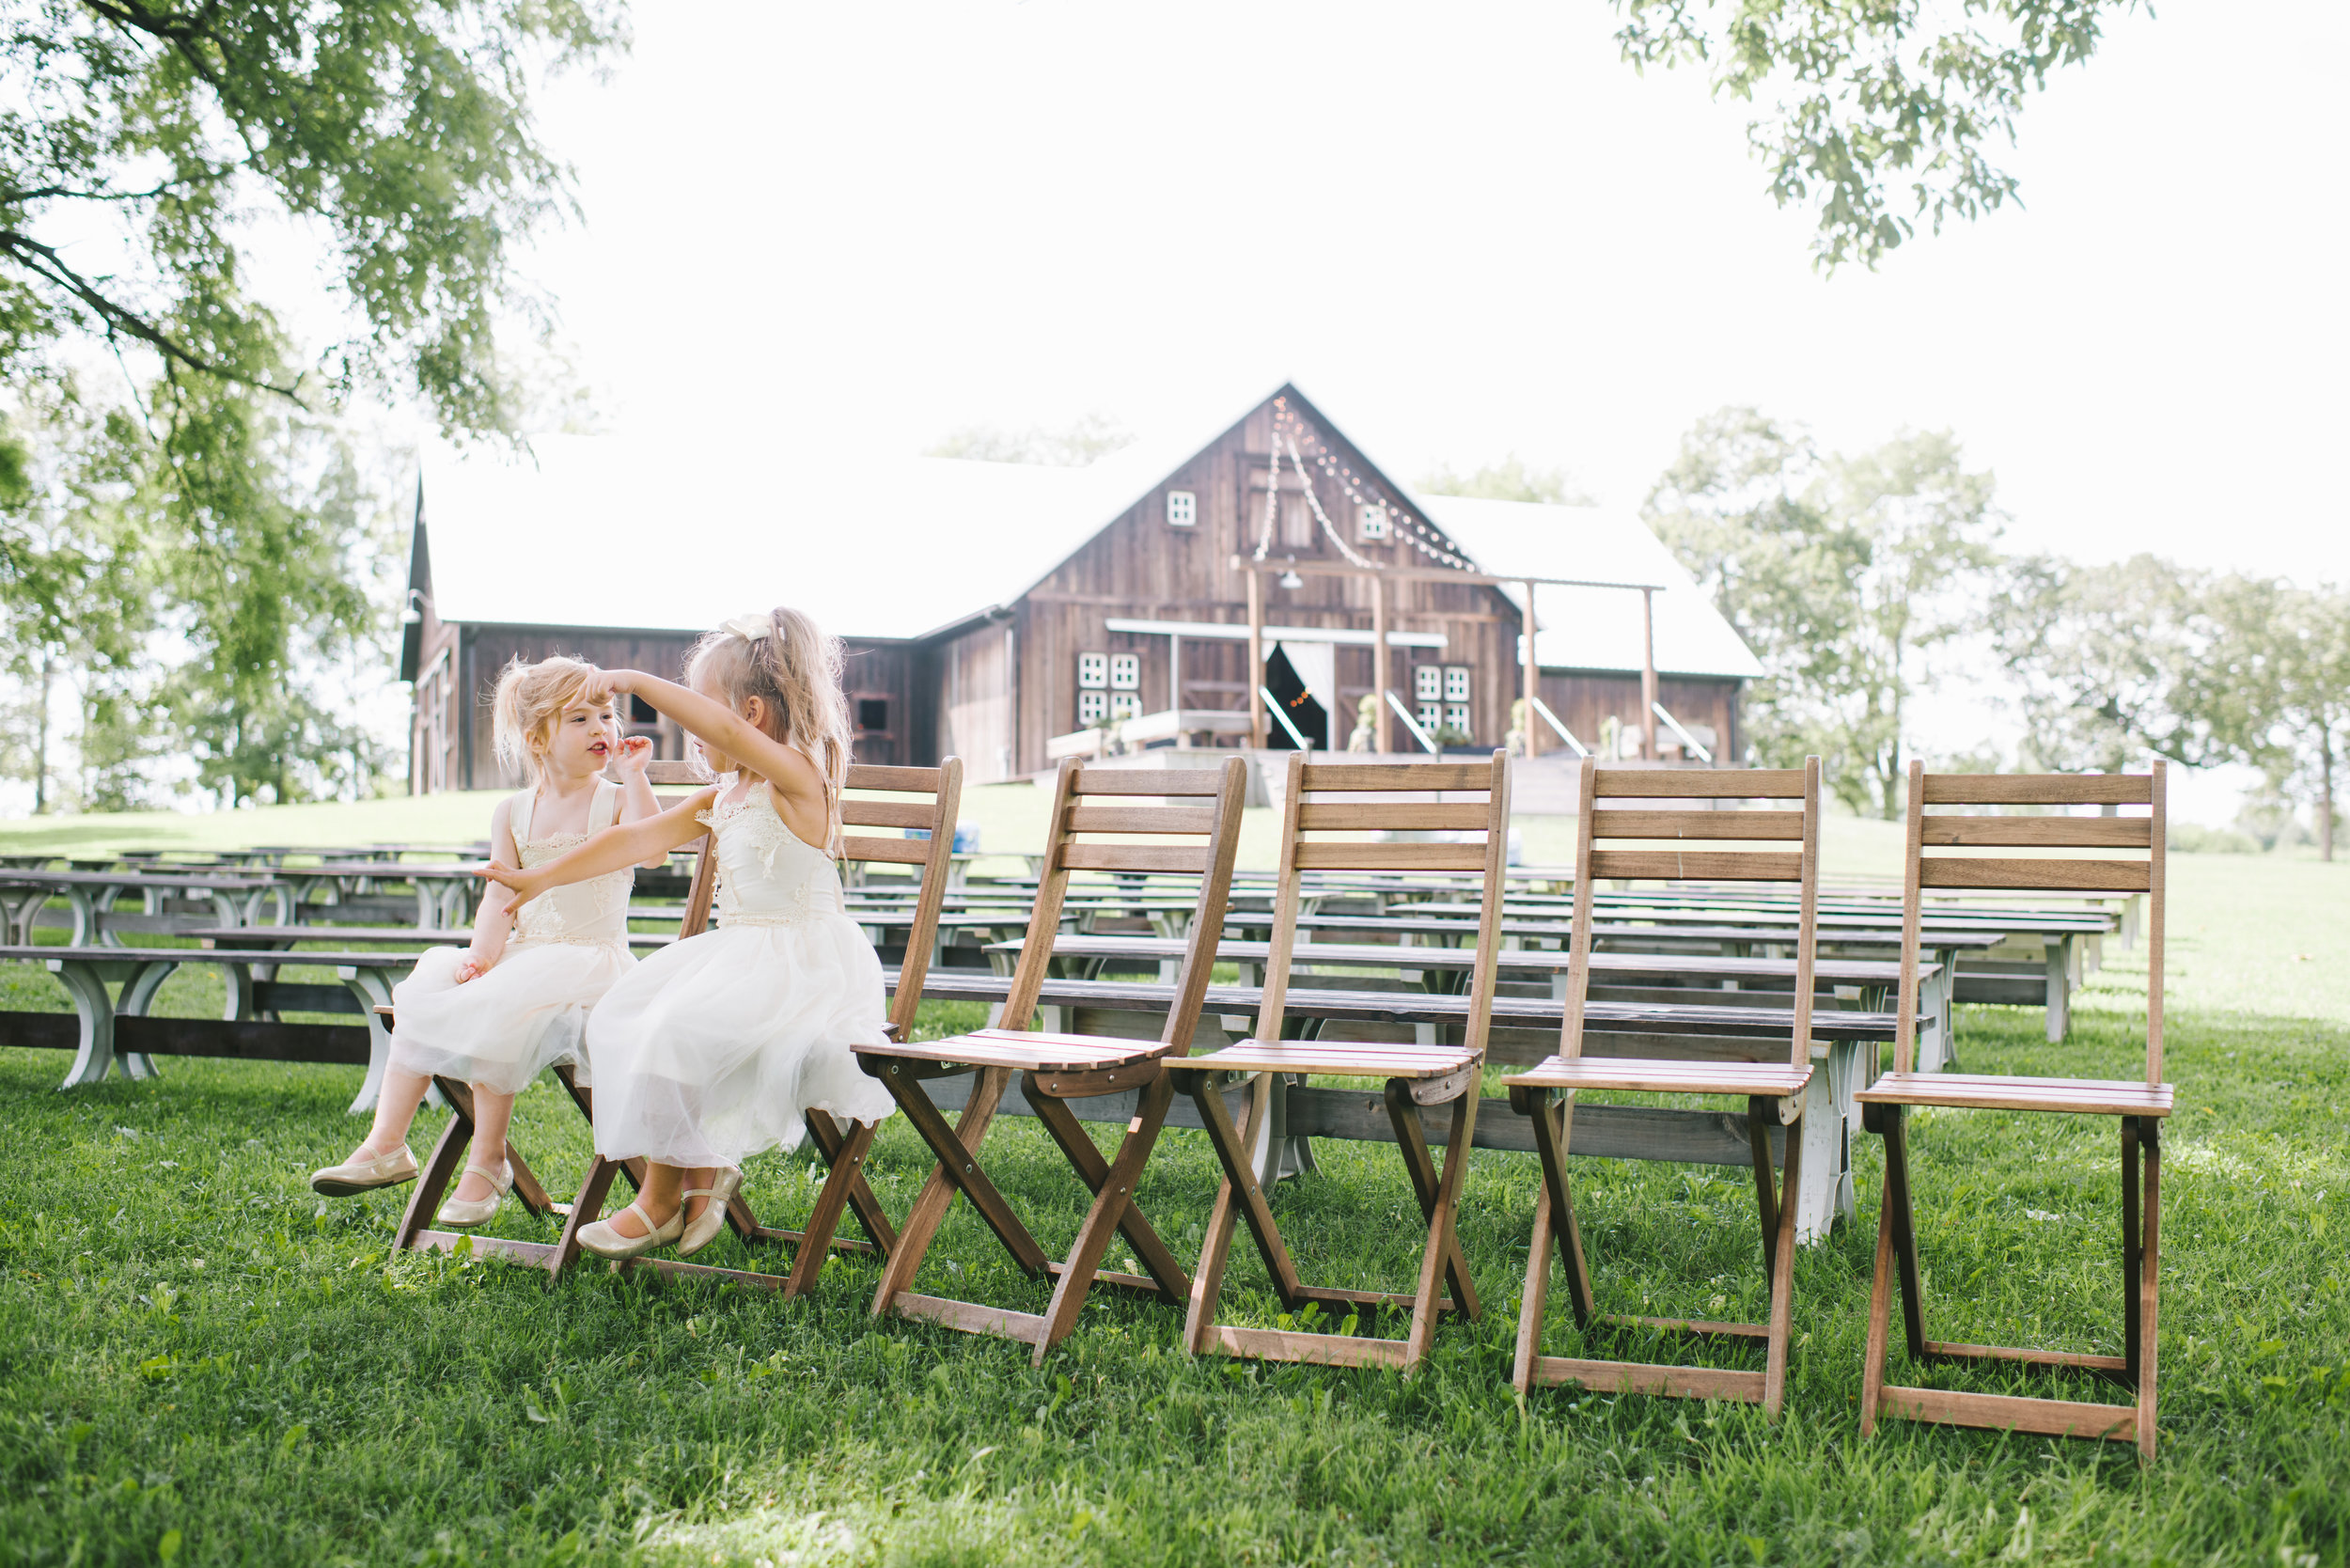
left=522, top=1389, right=552, bottom=1424
left=277, top=1425, right=307, bottom=1457
left=157, top=1529, right=182, bottom=1563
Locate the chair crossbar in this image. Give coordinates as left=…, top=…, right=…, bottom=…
left=1292, top=842, right=1488, bottom=872
left=1299, top=760, right=1495, bottom=791
left=1593, top=767, right=1809, bottom=799
left=1917, top=857, right=2149, bottom=892
left=839, top=837, right=932, bottom=866
left=1066, top=805, right=1219, bottom=835
left=1584, top=850, right=1804, bottom=883
left=1919, top=816, right=2151, bottom=848
left=1294, top=801, right=1491, bottom=831
left=1058, top=842, right=1211, bottom=874
left=1593, top=810, right=1806, bottom=840
left=1072, top=768, right=1233, bottom=796
left=1921, top=773, right=2152, bottom=806
left=843, top=799, right=938, bottom=829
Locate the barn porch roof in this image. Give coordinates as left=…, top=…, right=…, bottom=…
left=412, top=384, right=1761, bottom=681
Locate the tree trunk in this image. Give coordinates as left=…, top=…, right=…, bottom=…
left=2323, top=743, right=2336, bottom=863
left=31, top=651, right=52, bottom=814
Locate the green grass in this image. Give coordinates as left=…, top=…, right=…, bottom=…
left=4, top=857, right=2349, bottom=1564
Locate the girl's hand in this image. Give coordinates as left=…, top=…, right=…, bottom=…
left=453, top=955, right=487, bottom=984
left=579, top=667, right=634, bottom=708
left=477, top=861, right=548, bottom=912
left=614, top=735, right=654, bottom=775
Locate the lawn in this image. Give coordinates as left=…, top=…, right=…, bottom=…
left=1, top=822, right=2345, bottom=1565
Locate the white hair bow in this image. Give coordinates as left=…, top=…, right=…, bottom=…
left=720, top=613, right=769, bottom=642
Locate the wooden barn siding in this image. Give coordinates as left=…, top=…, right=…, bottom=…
left=1535, top=670, right=1743, bottom=761
left=1009, top=404, right=1528, bottom=771
left=936, top=619, right=1016, bottom=783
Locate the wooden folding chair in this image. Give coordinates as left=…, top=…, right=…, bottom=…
left=394, top=760, right=964, bottom=1290
left=1505, top=758, right=1822, bottom=1417
left=856, top=756, right=1249, bottom=1364
left=1164, top=752, right=1509, bottom=1371
left=1856, top=760, right=2170, bottom=1459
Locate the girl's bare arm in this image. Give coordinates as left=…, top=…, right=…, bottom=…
left=589, top=669, right=828, bottom=829
left=609, top=734, right=670, bottom=868
left=461, top=798, right=523, bottom=979
left=480, top=789, right=718, bottom=912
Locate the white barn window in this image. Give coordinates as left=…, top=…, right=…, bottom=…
left=1413, top=666, right=1442, bottom=703
left=1445, top=705, right=1472, bottom=735
left=1443, top=666, right=1472, bottom=703
left=1358, top=505, right=1389, bottom=541
left=1108, top=653, right=1140, bottom=691
left=1167, top=490, right=1197, bottom=527
left=1077, top=651, right=1108, bottom=690
left=1110, top=694, right=1142, bottom=721
left=1078, top=690, right=1109, bottom=725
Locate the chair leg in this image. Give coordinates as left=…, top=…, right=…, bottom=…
left=2122, top=1118, right=2142, bottom=1383
left=393, top=1080, right=474, bottom=1251
left=1859, top=1189, right=1897, bottom=1436
left=1747, top=1097, right=1781, bottom=1282
left=1382, top=1080, right=1480, bottom=1325
left=868, top=1066, right=1048, bottom=1316
left=783, top=1115, right=882, bottom=1298
left=1525, top=1091, right=1595, bottom=1326
left=1026, top=1080, right=1191, bottom=1299
left=1030, top=1074, right=1179, bottom=1363
left=550, top=1154, right=626, bottom=1278
left=1181, top=1073, right=1264, bottom=1355
left=1512, top=1183, right=1554, bottom=1394
left=1760, top=1106, right=1804, bottom=1419
left=1882, top=1105, right=1928, bottom=1359
left=1179, top=1069, right=1309, bottom=1351
left=2136, top=1119, right=2162, bottom=1462
left=806, top=1107, right=898, bottom=1255
left=1402, top=1087, right=1479, bottom=1370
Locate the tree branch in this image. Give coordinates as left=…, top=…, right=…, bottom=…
left=0, top=227, right=302, bottom=401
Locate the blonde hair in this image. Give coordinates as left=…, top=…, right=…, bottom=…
left=490, top=655, right=602, bottom=782
left=686, top=606, right=854, bottom=838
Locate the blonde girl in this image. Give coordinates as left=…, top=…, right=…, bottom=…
left=311, top=656, right=664, bottom=1224
left=479, top=608, right=892, bottom=1261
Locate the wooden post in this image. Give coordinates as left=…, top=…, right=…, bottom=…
left=1246, top=567, right=1267, bottom=750
left=1640, top=588, right=1658, bottom=762
left=1521, top=580, right=1540, bottom=760
left=1372, top=572, right=1390, bottom=754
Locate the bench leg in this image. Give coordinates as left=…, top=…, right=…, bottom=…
left=113, top=961, right=171, bottom=1081
left=2045, top=937, right=2071, bottom=1043
left=339, top=969, right=400, bottom=1115
left=52, top=961, right=120, bottom=1089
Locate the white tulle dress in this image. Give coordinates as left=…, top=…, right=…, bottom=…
left=386, top=780, right=636, bottom=1094
left=583, top=776, right=893, bottom=1168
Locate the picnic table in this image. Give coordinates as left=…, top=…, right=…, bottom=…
left=0, top=868, right=285, bottom=948
left=278, top=859, right=487, bottom=929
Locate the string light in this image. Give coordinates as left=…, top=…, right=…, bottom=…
left=1261, top=401, right=1475, bottom=572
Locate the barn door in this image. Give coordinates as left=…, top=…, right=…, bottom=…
left=1264, top=641, right=1333, bottom=750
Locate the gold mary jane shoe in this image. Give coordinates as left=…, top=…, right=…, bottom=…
left=576, top=1200, right=684, bottom=1262
left=676, top=1168, right=744, bottom=1259
left=310, top=1144, right=419, bottom=1198
left=435, top=1162, right=513, bottom=1229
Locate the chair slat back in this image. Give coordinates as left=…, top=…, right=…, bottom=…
left=996, top=758, right=1249, bottom=1053
left=1256, top=751, right=1512, bottom=1053
left=840, top=759, right=965, bottom=1040
left=1896, top=760, right=2165, bottom=1081
left=1562, top=759, right=1822, bottom=1068
left=644, top=760, right=719, bottom=937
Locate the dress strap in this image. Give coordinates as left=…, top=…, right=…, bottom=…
left=509, top=788, right=538, bottom=846
left=590, top=777, right=623, bottom=832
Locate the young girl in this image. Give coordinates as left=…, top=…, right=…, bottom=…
left=310, top=656, right=664, bottom=1225
left=478, top=609, right=893, bottom=1261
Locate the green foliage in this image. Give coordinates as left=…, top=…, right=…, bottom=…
left=0, top=0, right=627, bottom=433
left=1416, top=455, right=1592, bottom=507
left=2177, top=577, right=2350, bottom=861
left=926, top=415, right=1136, bottom=468
left=1614, top=0, right=2149, bottom=269
left=1647, top=407, right=2001, bottom=816
left=1991, top=553, right=2206, bottom=774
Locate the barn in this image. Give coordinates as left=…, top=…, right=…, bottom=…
left=399, top=384, right=1762, bottom=792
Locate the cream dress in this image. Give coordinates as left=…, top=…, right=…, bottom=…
left=584, top=775, right=893, bottom=1168
left=386, top=780, right=636, bottom=1094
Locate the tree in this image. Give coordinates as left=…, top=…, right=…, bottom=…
left=1613, top=0, right=2148, bottom=269
left=1417, top=455, right=1592, bottom=507
left=1990, top=553, right=2206, bottom=773
left=2178, top=577, right=2350, bottom=862
left=1647, top=407, right=2002, bottom=816
left=926, top=415, right=1135, bottom=467
left=2, top=0, right=626, bottom=432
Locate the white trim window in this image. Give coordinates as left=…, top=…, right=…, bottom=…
left=1445, top=705, right=1472, bottom=735
left=1110, top=693, right=1142, bottom=721
left=1078, top=690, right=1110, bottom=725
left=1166, top=489, right=1197, bottom=527
left=1413, top=666, right=1443, bottom=703
left=1442, top=666, right=1472, bottom=703
left=1108, top=652, right=1140, bottom=692
left=1357, top=504, right=1389, bottom=541
left=1077, top=651, right=1108, bottom=690
left=1418, top=702, right=1443, bottom=735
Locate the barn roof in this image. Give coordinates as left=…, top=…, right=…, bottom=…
left=413, top=384, right=1759, bottom=679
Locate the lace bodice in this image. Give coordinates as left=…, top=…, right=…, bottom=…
left=697, top=776, right=845, bottom=930
left=510, top=781, right=634, bottom=946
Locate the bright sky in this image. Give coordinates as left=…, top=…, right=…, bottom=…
left=510, top=0, right=2348, bottom=584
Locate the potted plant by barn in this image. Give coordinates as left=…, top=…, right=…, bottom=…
left=1434, top=725, right=1484, bottom=757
